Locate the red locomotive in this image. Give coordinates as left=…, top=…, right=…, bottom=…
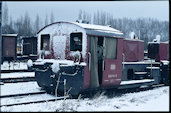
left=29, top=21, right=169, bottom=96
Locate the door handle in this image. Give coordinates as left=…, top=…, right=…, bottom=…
left=88, top=52, right=91, bottom=71
left=103, top=60, right=105, bottom=71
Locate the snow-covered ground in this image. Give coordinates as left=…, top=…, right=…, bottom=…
left=1, top=85, right=169, bottom=111
left=1, top=82, right=41, bottom=96
left=1, top=72, right=35, bottom=79
left=0, top=71, right=169, bottom=111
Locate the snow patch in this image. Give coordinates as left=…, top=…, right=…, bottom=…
left=27, top=59, right=33, bottom=67
left=1, top=72, right=35, bottom=79
left=70, top=51, right=81, bottom=57
left=161, top=60, right=169, bottom=65
left=1, top=86, right=169, bottom=111
left=53, top=36, right=67, bottom=59
left=152, top=35, right=160, bottom=43
left=130, top=32, right=135, bottom=39
left=51, top=61, right=60, bottom=73
left=1, top=61, right=28, bottom=70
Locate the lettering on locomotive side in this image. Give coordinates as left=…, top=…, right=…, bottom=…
left=108, top=74, right=118, bottom=78
left=110, top=78, right=121, bottom=83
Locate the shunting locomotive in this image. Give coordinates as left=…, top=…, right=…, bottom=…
left=28, top=21, right=169, bottom=96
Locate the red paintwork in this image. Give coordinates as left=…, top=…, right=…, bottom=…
left=83, top=36, right=91, bottom=89
left=83, top=35, right=124, bottom=89
left=138, top=41, right=144, bottom=61
left=123, top=39, right=144, bottom=62
left=159, top=42, right=169, bottom=60
left=102, top=38, right=123, bottom=86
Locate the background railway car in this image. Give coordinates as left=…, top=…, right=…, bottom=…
left=21, top=36, right=38, bottom=60
left=29, top=21, right=169, bottom=97
left=1, top=34, right=18, bottom=63
left=148, top=41, right=169, bottom=61
left=123, top=38, right=144, bottom=62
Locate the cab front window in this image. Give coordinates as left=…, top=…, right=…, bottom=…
left=70, top=33, right=82, bottom=51
left=41, top=34, right=50, bottom=51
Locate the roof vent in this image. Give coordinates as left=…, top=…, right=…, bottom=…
left=76, top=20, right=89, bottom=24
left=107, top=25, right=112, bottom=27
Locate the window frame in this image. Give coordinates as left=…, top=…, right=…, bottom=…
left=70, top=32, right=83, bottom=52
left=40, top=34, right=50, bottom=51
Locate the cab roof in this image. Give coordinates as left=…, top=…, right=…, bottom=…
left=37, top=21, right=124, bottom=37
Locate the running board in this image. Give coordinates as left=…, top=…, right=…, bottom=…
left=118, top=79, right=154, bottom=89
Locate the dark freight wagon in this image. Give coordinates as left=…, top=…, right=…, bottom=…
left=1, top=34, right=17, bottom=62
left=21, top=36, right=38, bottom=60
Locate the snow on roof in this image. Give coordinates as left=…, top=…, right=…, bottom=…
left=129, top=32, right=135, bottom=39
left=124, top=38, right=144, bottom=42
left=72, top=22, right=123, bottom=35
left=148, top=41, right=169, bottom=44
left=37, top=21, right=123, bottom=36
left=2, top=34, right=18, bottom=36
left=160, top=41, right=169, bottom=44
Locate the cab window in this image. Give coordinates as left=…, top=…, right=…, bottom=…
left=70, top=33, right=82, bottom=51
left=41, top=34, right=50, bottom=50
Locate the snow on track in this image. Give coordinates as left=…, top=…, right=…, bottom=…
left=1, top=86, right=169, bottom=111
left=1, top=82, right=41, bottom=96
left=1, top=94, right=58, bottom=106
left=1, top=62, right=28, bottom=70
left=1, top=72, right=35, bottom=79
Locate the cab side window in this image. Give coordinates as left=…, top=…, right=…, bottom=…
left=41, top=34, right=50, bottom=51
left=70, top=33, right=82, bottom=51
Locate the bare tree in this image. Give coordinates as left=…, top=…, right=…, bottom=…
left=78, top=9, right=82, bottom=20
left=22, top=11, right=32, bottom=36
left=45, top=13, right=48, bottom=26
left=34, top=14, right=40, bottom=34
left=9, top=16, right=13, bottom=28
left=2, top=2, right=8, bottom=26
left=50, top=11, right=54, bottom=23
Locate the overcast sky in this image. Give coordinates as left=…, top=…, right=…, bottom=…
left=4, top=1, right=169, bottom=23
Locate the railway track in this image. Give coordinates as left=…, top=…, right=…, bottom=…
left=0, top=91, right=46, bottom=98
left=82, top=83, right=166, bottom=99
left=0, top=83, right=165, bottom=108
left=0, top=77, right=35, bottom=84
left=1, top=69, right=30, bottom=73
left=0, top=72, right=35, bottom=84
left=0, top=93, right=69, bottom=107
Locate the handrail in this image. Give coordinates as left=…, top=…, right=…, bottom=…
left=88, top=52, right=91, bottom=71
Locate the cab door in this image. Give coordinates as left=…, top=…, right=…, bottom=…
left=102, top=37, right=123, bottom=86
